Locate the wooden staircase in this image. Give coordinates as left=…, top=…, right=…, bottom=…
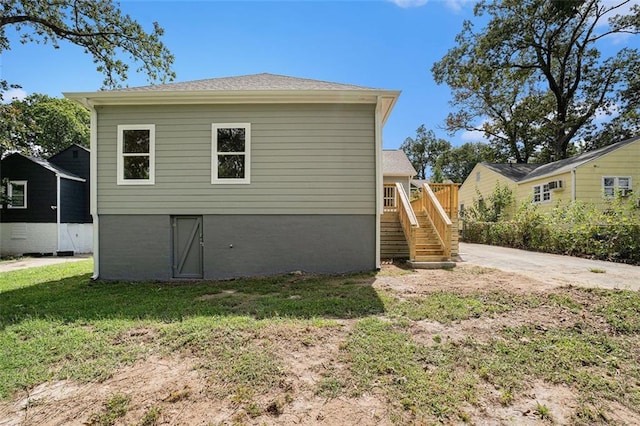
left=413, top=212, right=449, bottom=261
left=381, top=213, right=410, bottom=258
left=380, top=182, right=459, bottom=265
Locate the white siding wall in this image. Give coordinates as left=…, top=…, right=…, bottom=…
left=96, top=103, right=376, bottom=215
left=1, top=223, right=57, bottom=255
left=59, top=223, right=93, bottom=253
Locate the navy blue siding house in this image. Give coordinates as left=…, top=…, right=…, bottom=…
left=1, top=144, right=92, bottom=256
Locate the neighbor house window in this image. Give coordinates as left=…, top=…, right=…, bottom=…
left=7, top=180, right=27, bottom=209
left=533, top=184, right=551, bottom=203
left=117, top=124, right=155, bottom=185
left=212, top=123, right=251, bottom=184
left=603, top=176, right=632, bottom=197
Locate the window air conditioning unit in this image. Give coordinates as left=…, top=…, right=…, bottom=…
left=548, top=180, right=564, bottom=191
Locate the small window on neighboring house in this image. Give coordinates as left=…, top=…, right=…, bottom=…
left=603, top=176, right=632, bottom=197
left=117, top=124, right=155, bottom=185
left=212, top=123, right=251, bottom=184
left=533, top=184, right=551, bottom=203
left=73, top=150, right=79, bottom=158
left=7, top=180, right=27, bottom=209
left=476, top=171, right=481, bottom=182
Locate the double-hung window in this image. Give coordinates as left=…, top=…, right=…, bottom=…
left=117, top=124, right=155, bottom=185
left=533, top=183, right=550, bottom=203
left=7, top=180, right=27, bottom=208
left=212, top=123, right=251, bottom=184
left=603, top=176, right=632, bottom=197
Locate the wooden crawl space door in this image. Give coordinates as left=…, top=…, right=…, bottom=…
left=171, top=216, right=203, bottom=279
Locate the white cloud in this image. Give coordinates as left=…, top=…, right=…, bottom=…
left=444, top=0, right=474, bottom=13
left=460, top=128, right=485, bottom=142
left=388, top=0, right=473, bottom=11
left=388, top=0, right=428, bottom=8
left=460, top=118, right=491, bottom=142
left=2, top=88, right=27, bottom=103
left=594, top=0, right=639, bottom=43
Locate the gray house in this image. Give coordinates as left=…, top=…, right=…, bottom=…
left=65, top=73, right=399, bottom=280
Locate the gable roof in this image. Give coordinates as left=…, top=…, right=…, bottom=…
left=520, top=136, right=640, bottom=183
left=383, top=150, right=417, bottom=177
left=64, top=73, right=401, bottom=125
left=482, top=163, right=541, bottom=182
left=48, top=143, right=90, bottom=160
left=3, top=153, right=85, bottom=182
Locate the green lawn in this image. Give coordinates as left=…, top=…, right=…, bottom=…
left=1, top=260, right=640, bottom=424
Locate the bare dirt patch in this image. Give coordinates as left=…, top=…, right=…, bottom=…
left=1, top=263, right=637, bottom=425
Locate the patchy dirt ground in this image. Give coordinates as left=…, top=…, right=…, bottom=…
left=1, top=263, right=639, bottom=426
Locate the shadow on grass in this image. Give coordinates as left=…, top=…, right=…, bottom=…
left=0, top=270, right=385, bottom=328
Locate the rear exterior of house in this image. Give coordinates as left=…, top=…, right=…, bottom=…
left=66, top=74, right=400, bottom=280
left=1, top=148, right=92, bottom=256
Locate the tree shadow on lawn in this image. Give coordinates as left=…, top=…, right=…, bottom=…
left=0, top=271, right=385, bottom=328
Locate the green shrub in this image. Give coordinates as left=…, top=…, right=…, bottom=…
left=461, top=196, right=640, bottom=265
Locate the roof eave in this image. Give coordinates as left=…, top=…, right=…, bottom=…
left=64, top=89, right=400, bottom=106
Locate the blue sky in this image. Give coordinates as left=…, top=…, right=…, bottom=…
left=0, top=0, right=636, bottom=149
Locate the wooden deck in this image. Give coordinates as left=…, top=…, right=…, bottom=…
left=381, top=183, right=459, bottom=262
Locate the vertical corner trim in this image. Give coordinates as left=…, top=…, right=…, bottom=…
left=375, top=96, right=383, bottom=269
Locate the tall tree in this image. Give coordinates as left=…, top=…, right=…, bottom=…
left=432, top=0, right=640, bottom=161
left=400, top=125, right=451, bottom=179
left=0, top=0, right=175, bottom=94
left=0, top=94, right=90, bottom=157
left=436, top=142, right=499, bottom=183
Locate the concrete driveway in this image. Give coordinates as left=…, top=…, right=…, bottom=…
left=459, top=242, right=640, bottom=291
left=0, top=255, right=91, bottom=273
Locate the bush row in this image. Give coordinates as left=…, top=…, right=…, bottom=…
left=461, top=199, right=640, bottom=265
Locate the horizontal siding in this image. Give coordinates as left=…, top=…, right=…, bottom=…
left=575, top=141, right=640, bottom=209
left=96, top=103, right=376, bottom=214
left=516, top=172, right=573, bottom=213
left=458, top=164, right=518, bottom=218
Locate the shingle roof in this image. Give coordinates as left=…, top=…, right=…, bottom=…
left=476, top=136, right=640, bottom=184
left=520, top=136, right=640, bottom=182
left=8, top=153, right=86, bottom=182
left=383, top=150, right=417, bottom=176
left=483, top=163, right=541, bottom=182
left=117, top=73, right=381, bottom=92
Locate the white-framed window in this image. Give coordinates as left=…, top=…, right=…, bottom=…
left=117, top=124, right=155, bottom=185
left=7, top=180, right=27, bottom=209
left=212, top=123, right=251, bottom=184
left=533, top=183, right=551, bottom=203
left=603, top=176, right=632, bottom=197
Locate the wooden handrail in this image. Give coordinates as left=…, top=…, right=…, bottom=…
left=419, top=183, right=452, bottom=258
left=395, top=182, right=419, bottom=260
left=428, top=183, right=460, bottom=220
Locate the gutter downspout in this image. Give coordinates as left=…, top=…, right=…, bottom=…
left=374, top=97, right=383, bottom=270
left=56, top=174, right=61, bottom=253
left=571, top=168, right=577, bottom=202
left=84, top=98, right=99, bottom=280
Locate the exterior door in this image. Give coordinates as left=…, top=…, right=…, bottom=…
left=172, top=216, right=203, bottom=279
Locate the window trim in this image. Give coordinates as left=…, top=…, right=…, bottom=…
left=117, top=124, right=156, bottom=185
left=532, top=183, right=551, bottom=203
left=211, top=123, right=251, bottom=185
left=602, top=176, right=632, bottom=198
left=7, top=180, right=27, bottom=209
